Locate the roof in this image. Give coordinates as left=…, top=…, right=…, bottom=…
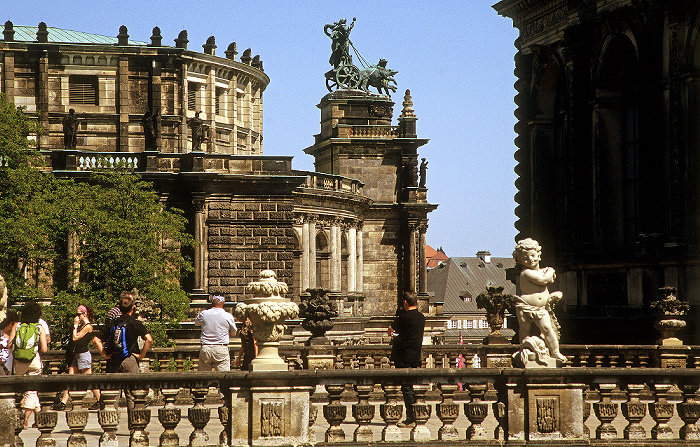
left=426, top=245, right=449, bottom=268
left=428, top=255, right=516, bottom=315
left=10, top=26, right=147, bottom=45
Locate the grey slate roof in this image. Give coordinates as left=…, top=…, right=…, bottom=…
left=428, top=255, right=516, bottom=316
left=11, top=26, right=147, bottom=45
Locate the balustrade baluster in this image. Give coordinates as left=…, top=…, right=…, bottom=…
left=352, top=384, right=374, bottom=442
left=379, top=384, right=403, bottom=441
left=97, top=390, right=120, bottom=447
left=129, top=388, right=151, bottom=447
left=582, top=399, right=590, bottom=438
left=158, top=388, right=181, bottom=447
left=363, top=355, right=374, bottom=369
left=593, top=383, right=618, bottom=439
left=308, top=404, right=318, bottom=445
left=678, top=384, right=700, bottom=440
left=14, top=392, right=24, bottom=447
left=436, top=384, right=459, bottom=440
left=217, top=386, right=230, bottom=447
left=464, top=383, right=489, bottom=440
left=66, top=389, right=89, bottom=447
left=410, top=384, right=431, bottom=442
left=323, top=384, right=346, bottom=442
left=35, top=391, right=58, bottom=447
left=187, top=388, right=210, bottom=446
left=650, top=383, right=675, bottom=439
left=622, top=383, right=646, bottom=439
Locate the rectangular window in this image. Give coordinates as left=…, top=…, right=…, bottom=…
left=464, top=320, right=473, bottom=329
left=479, top=320, right=489, bottom=329
left=447, top=320, right=457, bottom=329
left=188, top=83, right=197, bottom=111
left=215, top=87, right=226, bottom=115
left=69, top=75, right=98, bottom=105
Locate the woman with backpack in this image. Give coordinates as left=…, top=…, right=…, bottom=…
left=54, top=305, right=102, bottom=410
left=13, top=302, right=48, bottom=427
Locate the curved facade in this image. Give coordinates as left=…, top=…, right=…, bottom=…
left=0, top=22, right=436, bottom=319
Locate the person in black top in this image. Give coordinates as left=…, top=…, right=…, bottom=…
left=388, top=291, right=425, bottom=426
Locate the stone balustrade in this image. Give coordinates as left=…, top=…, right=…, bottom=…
left=4, top=368, right=700, bottom=446
left=299, top=171, right=364, bottom=195
left=335, top=124, right=398, bottom=139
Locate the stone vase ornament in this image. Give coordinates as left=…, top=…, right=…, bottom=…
left=476, top=285, right=515, bottom=344
left=234, top=270, right=299, bottom=371
left=651, top=286, right=689, bottom=346
left=299, top=288, right=337, bottom=344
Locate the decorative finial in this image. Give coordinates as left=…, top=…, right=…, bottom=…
left=36, top=22, right=48, bottom=43
left=175, top=30, right=188, bottom=49
left=252, top=55, right=263, bottom=70
left=117, top=25, right=129, bottom=46
left=3, top=21, right=14, bottom=42
left=401, top=89, right=415, bottom=118
left=150, top=26, right=162, bottom=47
left=241, top=48, right=252, bottom=65
left=203, top=36, right=216, bottom=55
left=225, top=42, right=238, bottom=60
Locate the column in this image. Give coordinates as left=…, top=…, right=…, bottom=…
left=330, top=221, right=341, bottom=291
left=151, top=59, right=161, bottom=149
left=118, top=57, right=129, bottom=151
left=38, top=50, right=49, bottom=148
left=347, top=225, right=356, bottom=292
left=193, top=197, right=206, bottom=292
left=408, top=224, right=417, bottom=293
left=3, top=52, right=14, bottom=105
left=418, top=224, right=428, bottom=295
left=206, top=67, right=215, bottom=152
left=309, top=218, right=317, bottom=288
left=179, top=61, right=188, bottom=152
left=301, top=219, right=310, bottom=291
left=356, top=225, right=363, bottom=293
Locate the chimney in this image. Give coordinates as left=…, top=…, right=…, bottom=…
left=476, top=250, right=491, bottom=263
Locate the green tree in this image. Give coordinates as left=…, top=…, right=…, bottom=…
left=0, top=94, right=193, bottom=346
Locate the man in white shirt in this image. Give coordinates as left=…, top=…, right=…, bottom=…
left=194, top=295, right=237, bottom=371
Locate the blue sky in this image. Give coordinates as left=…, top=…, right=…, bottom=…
left=11, top=1, right=520, bottom=257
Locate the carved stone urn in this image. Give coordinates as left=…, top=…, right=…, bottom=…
left=475, top=286, right=515, bottom=345
left=299, top=288, right=337, bottom=345
left=651, top=286, right=689, bottom=346
left=234, top=270, right=299, bottom=370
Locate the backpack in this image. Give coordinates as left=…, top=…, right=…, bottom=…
left=13, top=323, right=40, bottom=362
left=107, top=317, right=133, bottom=361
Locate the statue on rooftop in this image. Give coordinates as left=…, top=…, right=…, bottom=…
left=419, top=158, right=428, bottom=188
left=324, top=17, right=355, bottom=69
left=62, top=108, right=78, bottom=149
left=187, top=111, right=205, bottom=151
left=141, top=110, right=156, bottom=150
left=512, top=238, right=567, bottom=367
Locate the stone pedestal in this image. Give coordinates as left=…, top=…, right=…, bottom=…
left=658, top=346, right=690, bottom=368
left=507, top=382, right=585, bottom=441
left=231, top=386, right=311, bottom=447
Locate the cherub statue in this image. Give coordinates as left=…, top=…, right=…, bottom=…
left=512, top=238, right=566, bottom=364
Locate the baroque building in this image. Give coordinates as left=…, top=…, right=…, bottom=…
left=493, top=1, right=700, bottom=343
left=0, top=22, right=436, bottom=319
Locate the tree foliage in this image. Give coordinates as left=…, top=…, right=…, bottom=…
left=0, top=94, right=193, bottom=346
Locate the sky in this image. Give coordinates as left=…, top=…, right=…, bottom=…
left=9, top=1, right=520, bottom=258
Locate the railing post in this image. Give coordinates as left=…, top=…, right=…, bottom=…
left=0, top=385, right=15, bottom=447
left=323, top=384, right=346, bottom=442
left=188, top=388, right=211, bottom=446
left=218, top=386, right=230, bottom=447
left=36, top=391, right=58, bottom=447
left=650, top=383, right=675, bottom=439
left=66, top=389, right=89, bottom=447
left=157, top=388, right=181, bottom=447
left=465, top=383, right=489, bottom=440
left=97, top=390, right=120, bottom=447
left=352, top=384, right=374, bottom=442
left=14, top=392, right=24, bottom=447
left=410, top=384, right=431, bottom=442
left=593, top=383, right=618, bottom=439
left=622, top=383, right=646, bottom=439
left=379, top=384, right=403, bottom=441
left=129, top=388, right=151, bottom=447
left=678, top=383, right=700, bottom=440
left=436, top=384, right=459, bottom=440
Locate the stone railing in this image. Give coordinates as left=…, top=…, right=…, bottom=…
left=335, top=124, right=398, bottom=139
left=6, top=367, right=700, bottom=446
left=298, top=171, right=364, bottom=195
left=36, top=344, right=700, bottom=376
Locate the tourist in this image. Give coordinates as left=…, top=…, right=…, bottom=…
left=54, top=305, right=102, bottom=411
left=194, top=295, right=237, bottom=371
left=103, top=292, right=152, bottom=417
left=512, top=238, right=567, bottom=363
left=387, top=291, right=425, bottom=427
left=0, top=311, right=19, bottom=375
left=234, top=317, right=257, bottom=370
left=14, top=302, right=48, bottom=427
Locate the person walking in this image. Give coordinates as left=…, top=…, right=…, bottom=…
left=387, top=291, right=425, bottom=427
left=0, top=311, right=19, bottom=375
left=194, top=295, right=237, bottom=371
left=13, top=302, right=48, bottom=427
left=103, top=292, right=152, bottom=417
left=234, top=317, right=257, bottom=370
left=54, top=305, right=102, bottom=411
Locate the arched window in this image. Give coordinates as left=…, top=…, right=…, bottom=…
left=315, top=231, right=329, bottom=290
